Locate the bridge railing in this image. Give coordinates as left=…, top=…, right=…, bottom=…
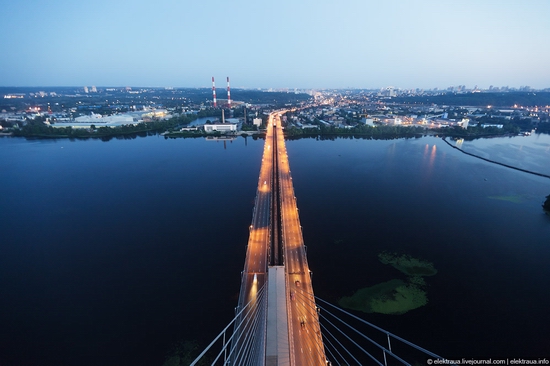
left=312, top=295, right=458, bottom=366
left=191, top=285, right=456, bottom=366
left=190, top=282, right=267, bottom=366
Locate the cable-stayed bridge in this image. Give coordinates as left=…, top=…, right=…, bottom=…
left=191, top=112, right=453, bottom=366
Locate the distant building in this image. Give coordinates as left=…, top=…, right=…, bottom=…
left=0, top=113, right=26, bottom=122
left=379, top=87, right=397, bottom=97
left=3, top=94, right=25, bottom=99
left=142, top=109, right=169, bottom=120
left=390, top=118, right=402, bottom=125
left=74, top=113, right=135, bottom=124
left=457, top=118, right=469, bottom=129
left=361, top=117, right=374, bottom=126
left=51, top=112, right=139, bottom=129
left=204, top=122, right=238, bottom=132
left=253, top=118, right=262, bottom=127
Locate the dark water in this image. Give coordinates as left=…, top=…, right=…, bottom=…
left=289, top=134, right=550, bottom=359
left=1, top=133, right=549, bottom=365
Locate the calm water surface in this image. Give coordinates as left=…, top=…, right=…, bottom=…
left=0, top=133, right=549, bottom=365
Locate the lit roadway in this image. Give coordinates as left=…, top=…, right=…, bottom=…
left=236, top=113, right=325, bottom=364
left=273, top=114, right=326, bottom=365
left=234, top=119, right=274, bottom=354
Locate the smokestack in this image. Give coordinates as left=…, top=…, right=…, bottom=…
left=227, top=77, right=231, bottom=108
left=222, top=109, right=225, bottom=124
left=212, top=77, right=217, bottom=108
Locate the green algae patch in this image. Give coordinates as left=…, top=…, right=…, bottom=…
left=339, top=278, right=428, bottom=315
left=378, top=252, right=437, bottom=277
left=340, top=252, right=436, bottom=315
left=488, top=195, right=524, bottom=204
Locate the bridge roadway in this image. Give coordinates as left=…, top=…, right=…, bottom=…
left=235, top=113, right=325, bottom=365
left=235, top=117, right=274, bottom=313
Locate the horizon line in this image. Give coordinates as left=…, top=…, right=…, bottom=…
left=1, top=85, right=550, bottom=91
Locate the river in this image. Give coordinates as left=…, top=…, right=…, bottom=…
left=0, top=132, right=549, bottom=365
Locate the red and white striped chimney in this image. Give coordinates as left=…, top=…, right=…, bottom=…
left=212, top=77, right=217, bottom=108
left=227, top=76, right=231, bottom=108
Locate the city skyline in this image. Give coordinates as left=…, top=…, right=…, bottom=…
left=1, top=0, right=549, bottom=90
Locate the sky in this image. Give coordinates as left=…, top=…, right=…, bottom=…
left=1, top=0, right=549, bottom=90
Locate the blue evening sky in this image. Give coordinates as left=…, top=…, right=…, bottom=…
left=1, top=0, right=549, bottom=89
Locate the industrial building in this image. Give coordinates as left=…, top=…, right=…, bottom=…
left=203, top=122, right=238, bottom=132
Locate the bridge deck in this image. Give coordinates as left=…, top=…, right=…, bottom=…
left=266, top=266, right=290, bottom=366
left=236, top=113, right=325, bottom=365
left=274, top=117, right=325, bottom=365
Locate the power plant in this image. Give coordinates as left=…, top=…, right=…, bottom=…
left=227, top=76, right=231, bottom=107
left=211, top=76, right=232, bottom=108
left=211, top=77, right=217, bottom=108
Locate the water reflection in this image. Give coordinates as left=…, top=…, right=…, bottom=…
left=430, top=144, right=437, bottom=166
left=385, top=142, right=397, bottom=169
left=422, top=143, right=437, bottom=180
left=388, top=142, right=396, bottom=155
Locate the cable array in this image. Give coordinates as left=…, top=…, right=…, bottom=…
left=191, top=281, right=456, bottom=365
left=190, top=282, right=267, bottom=366
left=314, top=296, right=457, bottom=366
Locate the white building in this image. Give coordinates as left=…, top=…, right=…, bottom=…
left=380, top=87, right=397, bottom=97
left=361, top=118, right=374, bottom=126
left=253, top=118, right=262, bottom=127
left=203, top=123, right=238, bottom=132
left=457, top=118, right=469, bottom=129
left=74, top=113, right=135, bottom=124
left=51, top=112, right=140, bottom=129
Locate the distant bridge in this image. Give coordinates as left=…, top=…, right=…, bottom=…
left=191, top=112, right=454, bottom=366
